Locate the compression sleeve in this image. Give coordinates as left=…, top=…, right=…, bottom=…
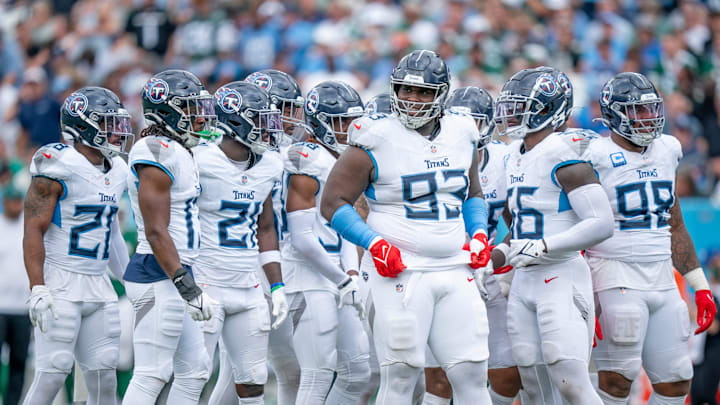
left=288, top=208, right=348, bottom=286
left=340, top=238, right=359, bottom=272
left=330, top=203, right=379, bottom=250
left=108, top=219, right=129, bottom=281
left=462, top=197, right=489, bottom=237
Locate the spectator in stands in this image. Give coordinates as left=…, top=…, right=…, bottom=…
left=15, top=67, right=60, bottom=160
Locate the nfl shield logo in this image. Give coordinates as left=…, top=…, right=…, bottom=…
left=144, top=78, right=169, bottom=104
left=104, top=177, right=110, bottom=185
left=395, top=284, right=404, bottom=293
left=430, top=145, right=438, bottom=153
left=481, top=175, right=488, bottom=184
left=362, top=271, right=369, bottom=282
left=64, top=92, right=88, bottom=117
left=241, top=175, right=248, bottom=184
left=516, top=158, right=522, bottom=167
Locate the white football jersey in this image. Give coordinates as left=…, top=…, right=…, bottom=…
left=268, top=146, right=290, bottom=250
left=349, top=112, right=479, bottom=270
left=192, top=143, right=283, bottom=288
left=30, top=143, right=128, bottom=276
left=584, top=134, right=682, bottom=291
left=127, top=135, right=201, bottom=265
left=282, top=141, right=345, bottom=292
left=504, top=131, right=595, bottom=264
left=480, top=141, right=510, bottom=243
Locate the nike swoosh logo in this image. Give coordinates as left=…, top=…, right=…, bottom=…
left=544, top=276, right=558, bottom=284
left=254, top=284, right=259, bottom=288
left=467, top=277, right=474, bottom=282
left=353, top=122, right=362, bottom=129
left=572, top=137, right=583, bottom=142
left=158, top=140, right=169, bottom=148
left=296, top=150, right=309, bottom=158
left=42, top=152, right=51, bottom=159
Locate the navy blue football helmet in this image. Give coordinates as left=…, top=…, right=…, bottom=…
left=365, top=93, right=393, bottom=115
left=305, top=81, right=364, bottom=154
left=598, top=72, right=664, bottom=146
left=390, top=50, right=451, bottom=129
left=214, top=81, right=282, bottom=154
left=536, top=66, right=573, bottom=122
left=245, top=69, right=309, bottom=142
left=495, top=68, right=566, bottom=140
left=445, top=86, right=495, bottom=148
left=61, top=87, right=133, bottom=159
left=142, top=69, right=216, bottom=149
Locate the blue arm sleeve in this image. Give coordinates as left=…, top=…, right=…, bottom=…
left=462, top=197, right=489, bottom=236
left=330, top=204, right=379, bottom=250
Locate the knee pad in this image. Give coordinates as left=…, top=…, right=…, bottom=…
left=336, top=355, right=371, bottom=391
left=511, top=343, right=538, bottom=368
left=129, top=375, right=166, bottom=399
left=233, top=357, right=268, bottom=386
left=47, top=351, right=74, bottom=374
left=160, top=300, right=185, bottom=339
left=96, top=347, right=119, bottom=370
left=172, top=376, right=207, bottom=401
left=382, top=363, right=421, bottom=396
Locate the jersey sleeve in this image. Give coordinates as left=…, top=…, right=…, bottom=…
left=549, top=131, right=598, bottom=187
left=659, top=134, right=683, bottom=164
left=348, top=114, right=386, bottom=151
left=446, top=111, right=481, bottom=145
left=111, top=156, right=130, bottom=180
left=29, top=143, right=71, bottom=182
left=128, top=136, right=178, bottom=182
left=283, top=142, right=328, bottom=178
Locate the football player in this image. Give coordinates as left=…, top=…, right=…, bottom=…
left=194, top=81, right=289, bottom=405
left=321, top=50, right=493, bottom=404
left=491, top=68, right=614, bottom=404
left=122, top=70, right=217, bottom=405
left=22, top=87, right=133, bottom=405
left=587, top=72, right=717, bottom=404
left=364, top=93, right=393, bottom=115
left=285, top=80, right=370, bottom=404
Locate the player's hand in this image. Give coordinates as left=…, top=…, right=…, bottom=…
left=29, top=285, right=57, bottom=333
left=593, top=316, right=603, bottom=347
left=694, top=290, right=717, bottom=334
left=368, top=237, right=405, bottom=278
left=473, top=260, right=494, bottom=300
left=508, top=239, right=547, bottom=268
left=338, top=275, right=365, bottom=319
left=467, top=231, right=492, bottom=269
left=186, top=292, right=217, bottom=322
left=271, top=286, right=289, bottom=329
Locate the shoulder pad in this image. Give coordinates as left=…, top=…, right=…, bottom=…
left=284, top=142, right=330, bottom=178
left=110, top=155, right=129, bottom=175
left=554, top=129, right=599, bottom=160
left=444, top=112, right=480, bottom=144
left=348, top=114, right=389, bottom=150
left=129, top=136, right=179, bottom=178
left=30, top=143, right=73, bottom=180
left=260, top=150, right=284, bottom=180
left=658, top=134, right=682, bottom=163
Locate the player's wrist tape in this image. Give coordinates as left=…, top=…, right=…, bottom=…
left=494, top=243, right=510, bottom=266
left=259, top=250, right=281, bottom=266
left=270, top=282, right=285, bottom=292
left=462, top=197, right=489, bottom=237
left=330, top=204, right=379, bottom=250
left=684, top=267, right=710, bottom=291
left=172, top=267, right=202, bottom=301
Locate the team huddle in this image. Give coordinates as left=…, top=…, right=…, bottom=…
left=19, top=49, right=719, bottom=405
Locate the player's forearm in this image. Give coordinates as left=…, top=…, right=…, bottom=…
left=108, top=220, right=129, bottom=280
left=261, top=261, right=283, bottom=285
left=670, top=224, right=701, bottom=275
left=340, top=238, right=359, bottom=275
left=288, top=208, right=348, bottom=285
left=544, top=183, right=614, bottom=253
left=145, top=228, right=183, bottom=277
left=23, top=229, right=46, bottom=288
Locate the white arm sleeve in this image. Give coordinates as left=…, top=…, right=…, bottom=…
left=339, top=238, right=359, bottom=272
left=288, top=208, right=348, bottom=286
left=544, top=183, right=614, bottom=254
left=108, top=219, right=129, bottom=281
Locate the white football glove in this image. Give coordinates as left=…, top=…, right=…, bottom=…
left=508, top=239, right=547, bottom=268
left=29, top=285, right=57, bottom=333
left=271, top=286, right=289, bottom=329
left=473, top=260, right=494, bottom=300
left=186, top=292, right=218, bottom=322
left=338, top=275, right=365, bottom=319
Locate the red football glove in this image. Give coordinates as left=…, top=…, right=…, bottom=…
left=462, top=243, right=514, bottom=275
left=695, top=290, right=717, bottom=335
left=369, top=237, right=406, bottom=278
left=464, top=232, right=491, bottom=269
left=593, top=316, right=603, bottom=348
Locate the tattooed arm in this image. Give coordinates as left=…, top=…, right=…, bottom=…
left=668, top=188, right=701, bottom=275
left=23, top=176, right=64, bottom=288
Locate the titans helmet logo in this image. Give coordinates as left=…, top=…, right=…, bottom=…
left=64, top=92, right=88, bottom=116
left=215, top=87, right=243, bottom=114
left=144, top=78, right=169, bottom=104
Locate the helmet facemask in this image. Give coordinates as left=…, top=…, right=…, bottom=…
left=312, top=106, right=364, bottom=154
left=170, top=91, right=217, bottom=148
left=391, top=80, right=448, bottom=130
left=274, top=95, right=312, bottom=143
left=495, top=94, right=565, bottom=140
left=63, top=108, right=135, bottom=160
left=610, top=97, right=664, bottom=147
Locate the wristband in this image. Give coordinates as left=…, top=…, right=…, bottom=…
left=338, top=277, right=353, bottom=289
left=172, top=267, right=202, bottom=301
left=259, top=250, right=282, bottom=266
left=462, top=197, right=489, bottom=237
left=684, top=267, right=710, bottom=291
left=270, top=282, right=285, bottom=292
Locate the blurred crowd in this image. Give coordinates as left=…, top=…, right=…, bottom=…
left=2, top=0, right=720, bottom=199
